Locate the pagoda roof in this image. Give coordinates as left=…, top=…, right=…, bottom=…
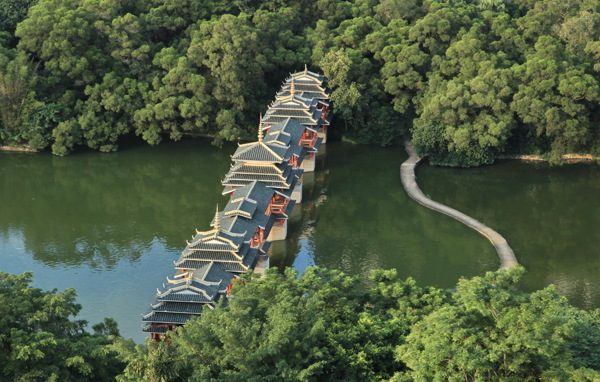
left=231, top=140, right=289, bottom=163
left=222, top=161, right=297, bottom=190
left=277, top=89, right=330, bottom=101
left=142, top=311, right=192, bottom=325
left=178, top=249, right=242, bottom=263
left=288, top=67, right=327, bottom=84
left=179, top=233, right=253, bottom=263
left=156, top=262, right=233, bottom=303
left=228, top=161, right=288, bottom=177
left=267, top=94, right=313, bottom=110
left=262, top=115, right=319, bottom=127
left=176, top=258, right=249, bottom=274
left=261, top=98, right=327, bottom=128
left=176, top=242, right=269, bottom=274
left=186, top=225, right=246, bottom=253
left=150, top=301, right=205, bottom=315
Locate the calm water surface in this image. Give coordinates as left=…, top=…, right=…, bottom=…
left=1, top=139, right=598, bottom=342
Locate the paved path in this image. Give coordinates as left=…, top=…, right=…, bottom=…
left=400, top=141, right=518, bottom=269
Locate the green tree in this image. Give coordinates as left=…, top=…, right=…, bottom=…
left=116, top=267, right=449, bottom=381
left=0, top=0, right=40, bottom=33
left=0, top=51, right=42, bottom=145
left=396, top=266, right=600, bottom=381
left=0, top=272, right=124, bottom=381
left=510, top=36, right=600, bottom=162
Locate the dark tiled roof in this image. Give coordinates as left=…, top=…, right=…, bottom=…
left=176, top=259, right=250, bottom=274
left=187, top=228, right=246, bottom=252
left=279, top=92, right=327, bottom=102
left=263, top=115, right=316, bottom=126
left=228, top=162, right=286, bottom=176
left=150, top=301, right=205, bottom=315
left=178, top=249, right=241, bottom=263
left=216, top=182, right=275, bottom=232
left=222, top=162, right=297, bottom=190
left=288, top=68, right=327, bottom=84
left=264, top=118, right=308, bottom=155
left=232, top=141, right=289, bottom=162
left=223, top=197, right=258, bottom=219
left=142, top=311, right=192, bottom=325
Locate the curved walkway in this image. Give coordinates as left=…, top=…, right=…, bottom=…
left=400, top=141, right=518, bottom=269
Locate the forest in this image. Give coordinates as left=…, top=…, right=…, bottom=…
left=2, top=267, right=600, bottom=381
left=1, top=0, right=600, bottom=165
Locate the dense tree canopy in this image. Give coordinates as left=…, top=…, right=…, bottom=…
left=3, top=267, right=599, bottom=380
left=0, top=272, right=123, bottom=381
left=2, top=0, right=600, bottom=164
left=110, top=266, right=600, bottom=381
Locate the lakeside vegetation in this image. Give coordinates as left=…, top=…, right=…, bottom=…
left=0, top=0, right=599, bottom=165
left=2, top=267, right=599, bottom=381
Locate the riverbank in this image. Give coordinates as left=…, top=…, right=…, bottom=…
left=0, top=145, right=39, bottom=153
left=497, top=153, right=599, bottom=162
left=400, top=140, right=518, bottom=270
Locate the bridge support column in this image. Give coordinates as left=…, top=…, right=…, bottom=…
left=267, top=219, right=287, bottom=241
left=292, top=180, right=302, bottom=203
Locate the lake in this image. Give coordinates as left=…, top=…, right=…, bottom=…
left=1, top=139, right=598, bottom=343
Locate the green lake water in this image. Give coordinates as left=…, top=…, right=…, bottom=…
left=0, top=139, right=598, bottom=343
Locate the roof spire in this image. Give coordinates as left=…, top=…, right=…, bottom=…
left=290, top=78, right=295, bottom=97
left=304, top=63, right=308, bottom=74
left=214, top=204, right=220, bottom=231
left=258, top=113, right=264, bottom=142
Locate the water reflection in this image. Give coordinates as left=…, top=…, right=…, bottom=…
left=0, top=141, right=233, bottom=270
left=270, top=143, right=498, bottom=289
left=1, top=140, right=598, bottom=343
left=418, top=160, right=600, bottom=309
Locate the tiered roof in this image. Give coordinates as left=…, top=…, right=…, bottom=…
left=261, top=90, right=328, bottom=129
left=143, top=67, right=330, bottom=339
left=222, top=127, right=303, bottom=194
left=276, top=65, right=330, bottom=101
left=142, top=262, right=234, bottom=333
left=175, top=208, right=264, bottom=273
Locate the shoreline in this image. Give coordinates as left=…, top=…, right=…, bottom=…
left=0, top=145, right=39, bottom=153
left=497, top=153, right=599, bottom=162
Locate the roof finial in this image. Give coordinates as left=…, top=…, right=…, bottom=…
left=304, top=63, right=308, bottom=73
left=258, top=113, right=264, bottom=142
left=214, top=204, right=220, bottom=231
left=290, top=78, right=295, bottom=97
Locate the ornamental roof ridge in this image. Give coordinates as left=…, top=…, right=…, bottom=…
left=233, top=141, right=284, bottom=162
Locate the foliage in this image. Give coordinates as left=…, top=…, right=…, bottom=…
left=0, top=0, right=39, bottom=34
left=113, top=267, right=449, bottom=381
left=113, top=266, right=600, bottom=381
left=3, top=266, right=599, bottom=380
left=395, top=266, right=600, bottom=381
left=0, top=272, right=124, bottom=381
left=1, top=0, right=600, bottom=162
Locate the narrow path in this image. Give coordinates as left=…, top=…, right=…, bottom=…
left=400, top=141, right=518, bottom=269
